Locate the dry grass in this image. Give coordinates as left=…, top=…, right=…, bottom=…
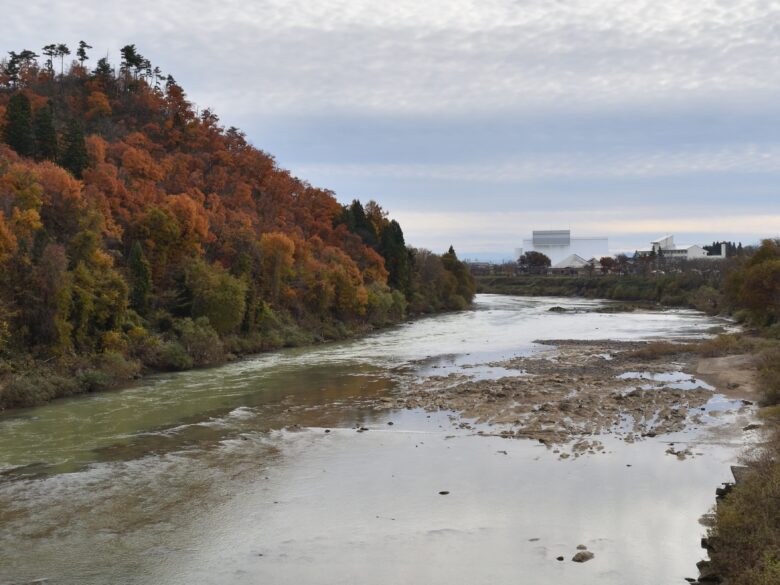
left=626, top=341, right=691, bottom=360
left=706, top=334, right=780, bottom=583
left=695, top=334, right=749, bottom=357
left=757, top=347, right=780, bottom=406
left=709, top=435, right=780, bottom=585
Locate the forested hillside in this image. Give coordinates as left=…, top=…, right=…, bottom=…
left=0, top=43, right=475, bottom=408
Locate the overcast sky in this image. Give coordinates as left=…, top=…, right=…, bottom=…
left=5, top=0, right=780, bottom=260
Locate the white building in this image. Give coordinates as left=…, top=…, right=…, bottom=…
left=515, top=230, right=609, bottom=265
left=549, top=254, right=596, bottom=275
left=637, top=235, right=726, bottom=260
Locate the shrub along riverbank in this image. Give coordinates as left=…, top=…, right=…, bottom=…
left=699, top=332, right=780, bottom=585
left=0, top=302, right=471, bottom=411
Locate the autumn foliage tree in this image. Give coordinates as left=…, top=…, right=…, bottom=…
left=727, top=239, right=780, bottom=326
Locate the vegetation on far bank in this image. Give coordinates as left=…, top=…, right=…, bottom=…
left=477, top=239, right=780, bottom=325
left=0, top=43, right=475, bottom=410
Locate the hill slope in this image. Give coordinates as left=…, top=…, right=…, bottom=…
left=0, top=44, right=475, bottom=408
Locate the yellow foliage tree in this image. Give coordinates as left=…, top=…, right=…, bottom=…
left=260, top=232, right=295, bottom=304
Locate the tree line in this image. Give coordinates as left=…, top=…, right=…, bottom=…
left=483, top=240, right=780, bottom=326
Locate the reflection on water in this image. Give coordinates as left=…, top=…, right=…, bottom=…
left=0, top=364, right=395, bottom=477
left=0, top=295, right=750, bottom=585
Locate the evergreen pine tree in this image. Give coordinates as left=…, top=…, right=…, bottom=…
left=60, top=120, right=89, bottom=178
left=128, top=241, right=152, bottom=313
left=55, top=44, right=70, bottom=76
left=4, top=52, right=22, bottom=86
left=347, top=200, right=378, bottom=248
left=76, top=41, right=92, bottom=65
left=93, top=57, right=113, bottom=79
left=33, top=102, right=58, bottom=161
left=2, top=93, right=35, bottom=157
left=380, top=219, right=411, bottom=294
left=42, top=44, right=57, bottom=72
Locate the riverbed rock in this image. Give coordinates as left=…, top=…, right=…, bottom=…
left=696, top=559, right=722, bottom=583
left=572, top=551, right=594, bottom=563
left=715, top=483, right=734, bottom=499
left=383, top=339, right=717, bottom=450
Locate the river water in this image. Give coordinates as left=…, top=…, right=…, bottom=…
left=0, top=295, right=750, bottom=585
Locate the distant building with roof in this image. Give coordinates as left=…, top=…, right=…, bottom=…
left=550, top=253, right=594, bottom=275
left=514, top=230, right=609, bottom=265
left=637, top=235, right=726, bottom=261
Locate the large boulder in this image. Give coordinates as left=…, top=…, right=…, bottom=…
left=572, top=551, right=595, bottom=563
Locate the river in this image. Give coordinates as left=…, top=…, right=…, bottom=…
left=0, top=295, right=751, bottom=584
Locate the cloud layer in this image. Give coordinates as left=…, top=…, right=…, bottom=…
left=4, top=0, right=779, bottom=256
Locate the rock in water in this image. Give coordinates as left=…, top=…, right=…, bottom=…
left=572, top=551, right=595, bottom=563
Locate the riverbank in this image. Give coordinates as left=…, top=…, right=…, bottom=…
left=699, top=336, right=780, bottom=584
left=0, top=310, right=437, bottom=412
left=706, top=430, right=780, bottom=585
